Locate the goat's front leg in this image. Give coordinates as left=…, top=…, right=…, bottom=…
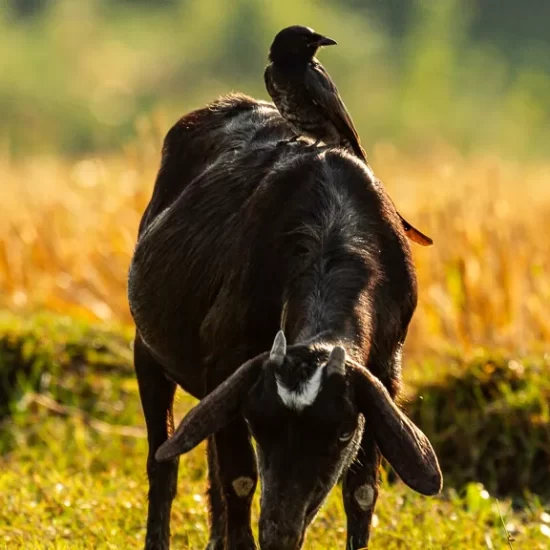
left=342, top=430, right=380, bottom=550
left=135, top=334, right=179, bottom=550
left=206, top=417, right=258, bottom=550
left=206, top=437, right=226, bottom=549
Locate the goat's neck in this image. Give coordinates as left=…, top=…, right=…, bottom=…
left=283, top=293, right=360, bottom=350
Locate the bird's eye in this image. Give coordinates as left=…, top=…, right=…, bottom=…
left=339, top=430, right=354, bottom=443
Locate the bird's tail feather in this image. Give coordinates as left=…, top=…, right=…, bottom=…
left=345, top=137, right=433, bottom=247
left=398, top=214, right=434, bottom=246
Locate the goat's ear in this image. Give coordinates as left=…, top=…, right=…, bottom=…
left=351, top=365, right=442, bottom=496
left=155, top=352, right=267, bottom=461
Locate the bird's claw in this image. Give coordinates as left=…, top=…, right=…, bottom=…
left=276, top=135, right=301, bottom=147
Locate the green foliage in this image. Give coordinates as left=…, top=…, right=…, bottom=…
left=1, top=312, right=550, bottom=548
left=0, top=0, right=549, bottom=157
left=0, top=311, right=133, bottom=422
left=2, top=311, right=550, bottom=503
left=408, top=351, right=550, bottom=501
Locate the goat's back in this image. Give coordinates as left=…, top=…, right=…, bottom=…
left=128, top=94, right=416, bottom=392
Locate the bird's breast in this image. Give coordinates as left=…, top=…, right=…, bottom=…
left=265, top=64, right=339, bottom=143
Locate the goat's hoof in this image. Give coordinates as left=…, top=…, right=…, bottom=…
left=206, top=534, right=257, bottom=550
left=229, top=539, right=257, bottom=550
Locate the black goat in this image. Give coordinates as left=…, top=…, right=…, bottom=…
left=128, top=93, right=442, bottom=550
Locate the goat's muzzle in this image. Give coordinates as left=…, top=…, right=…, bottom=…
left=259, top=515, right=305, bottom=550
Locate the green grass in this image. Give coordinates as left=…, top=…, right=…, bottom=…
left=407, top=352, right=550, bottom=501
left=1, top=312, right=550, bottom=549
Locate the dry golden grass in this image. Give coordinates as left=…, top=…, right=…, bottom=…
left=1, top=120, right=549, bottom=356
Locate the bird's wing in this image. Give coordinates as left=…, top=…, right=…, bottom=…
left=264, top=64, right=275, bottom=98
left=304, top=61, right=367, bottom=161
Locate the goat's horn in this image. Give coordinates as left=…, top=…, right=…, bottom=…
left=326, top=346, right=346, bottom=376
left=269, top=330, right=286, bottom=365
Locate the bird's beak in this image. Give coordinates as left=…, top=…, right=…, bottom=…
left=312, top=34, right=337, bottom=47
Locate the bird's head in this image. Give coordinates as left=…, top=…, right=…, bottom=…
left=268, top=25, right=337, bottom=65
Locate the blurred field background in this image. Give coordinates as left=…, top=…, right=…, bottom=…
left=1, top=0, right=550, bottom=548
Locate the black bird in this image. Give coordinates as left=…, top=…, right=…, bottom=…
left=264, top=25, right=433, bottom=247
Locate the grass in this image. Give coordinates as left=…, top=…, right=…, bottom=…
left=1, top=312, right=550, bottom=549
left=407, top=351, right=550, bottom=500
left=1, top=133, right=549, bottom=355
left=0, top=311, right=133, bottom=420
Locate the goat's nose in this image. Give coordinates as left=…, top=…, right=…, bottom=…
left=259, top=520, right=303, bottom=550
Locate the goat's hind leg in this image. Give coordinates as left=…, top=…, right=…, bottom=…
left=135, top=333, right=179, bottom=550
left=342, top=430, right=380, bottom=550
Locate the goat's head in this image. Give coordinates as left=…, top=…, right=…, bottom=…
left=155, top=331, right=442, bottom=550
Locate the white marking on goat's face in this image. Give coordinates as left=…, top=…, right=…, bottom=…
left=276, top=365, right=324, bottom=410
left=232, top=476, right=255, bottom=498
left=354, top=484, right=375, bottom=510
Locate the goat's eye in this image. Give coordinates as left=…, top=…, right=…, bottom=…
left=339, top=430, right=354, bottom=442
